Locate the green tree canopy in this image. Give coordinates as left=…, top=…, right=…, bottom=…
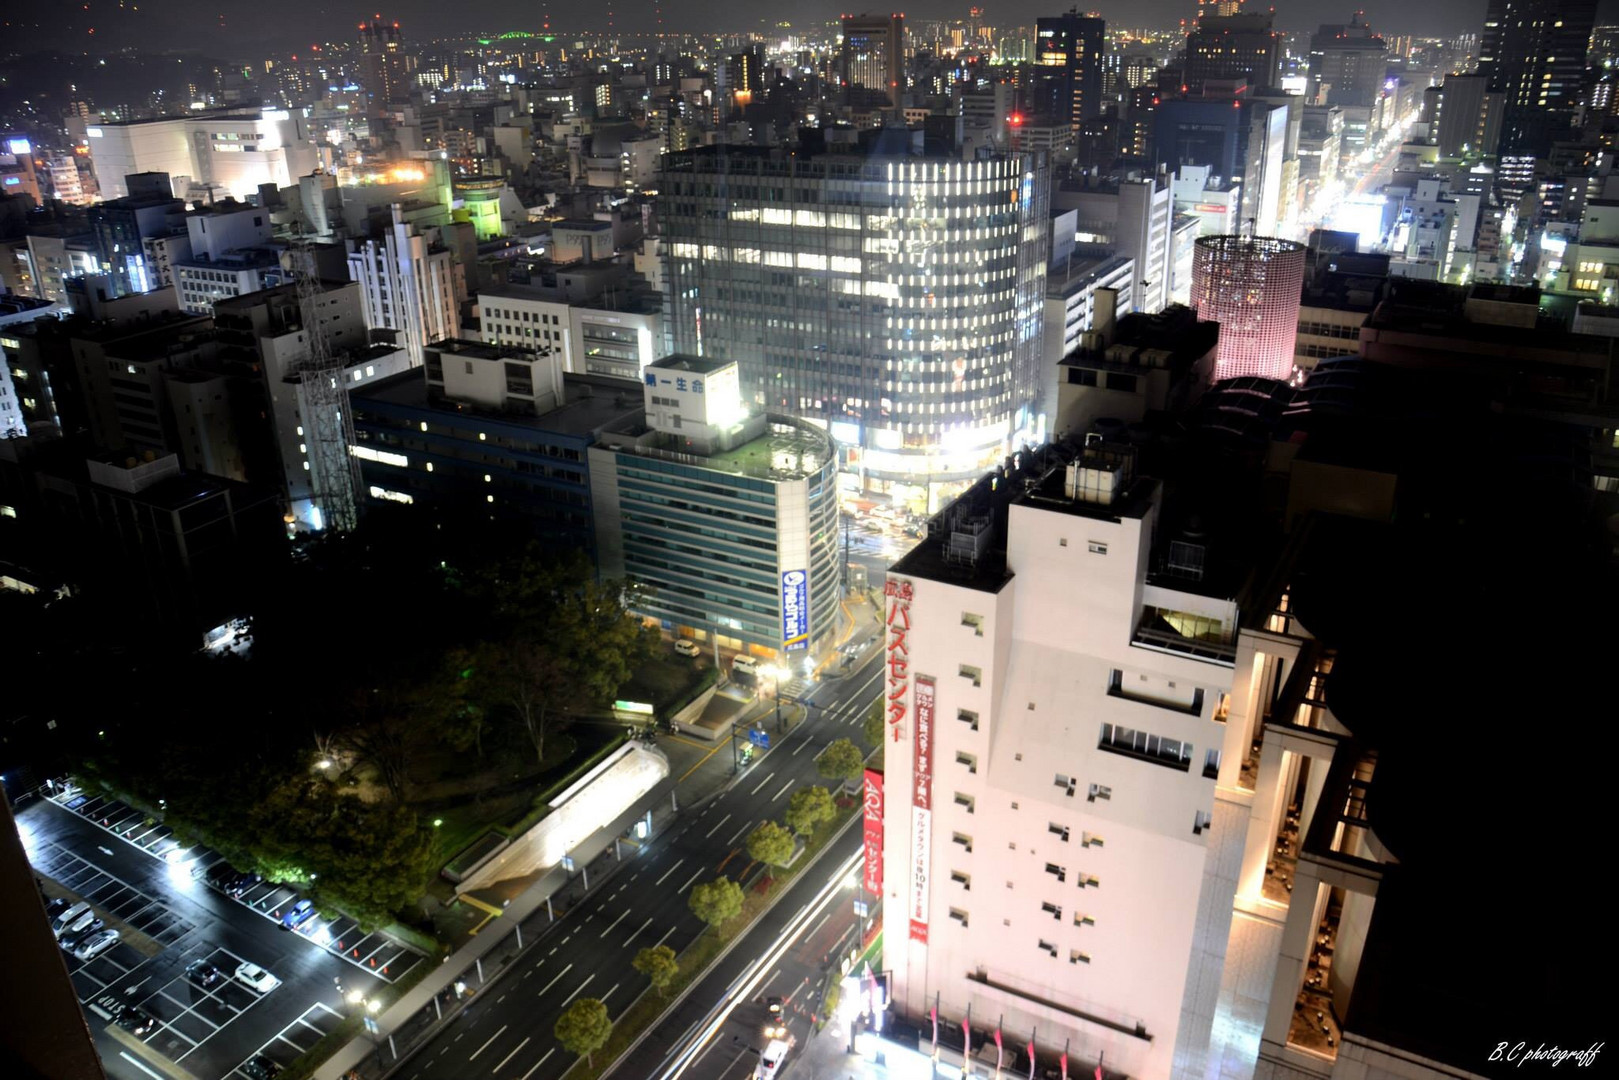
left=632, top=944, right=680, bottom=997
left=862, top=699, right=885, bottom=748
left=785, top=785, right=835, bottom=837
left=554, top=997, right=613, bottom=1065
left=688, top=877, right=744, bottom=929
left=817, top=737, right=866, bottom=787
left=746, top=820, right=796, bottom=871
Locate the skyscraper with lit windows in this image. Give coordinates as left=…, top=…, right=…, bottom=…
left=1035, top=10, right=1106, bottom=137
left=841, top=13, right=907, bottom=105
left=1478, top=0, right=1596, bottom=154
left=358, top=18, right=410, bottom=108
left=659, top=131, right=1049, bottom=508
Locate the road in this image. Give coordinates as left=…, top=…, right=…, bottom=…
left=616, top=827, right=864, bottom=1080
left=18, top=798, right=392, bottom=1080
left=388, top=652, right=885, bottom=1080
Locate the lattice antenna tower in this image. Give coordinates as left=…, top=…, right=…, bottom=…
left=292, top=244, right=359, bottom=533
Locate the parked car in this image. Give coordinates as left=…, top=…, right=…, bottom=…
left=43, top=897, right=70, bottom=924
left=51, top=901, right=91, bottom=936
left=115, top=1005, right=157, bottom=1036
left=59, top=917, right=105, bottom=951
left=279, top=898, right=314, bottom=931
left=234, top=962, right=282, bottom=994
left=200, top=862, right=235, bottom=888
left=226, top=871, right=263, bottom=899
left=242, top=1053, right=282, bottom=1080
left=674, top=639, right=701, bottom=657
left=185, top=960, right=224, bottom=989
left=73, top=928, right=120, bottom=961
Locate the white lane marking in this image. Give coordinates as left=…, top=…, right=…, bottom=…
left=704, top=813, right=731, bottom=839
left=536, top=962, right=573, bottom=997
left=469, top=1024, right=508, bottom=1061
left=519, top=1047, right=556, bottom=1080
left=599, top=910, right=629, bottom=939
left=750, top=771, right=776, bottom=795
left=654, top=858, right=685, bottom=887
left=726, top=820, right=752, bottom=846
left=792, top=740, right=809, bottom=756
left=601, top=981, right=621, bottom=1002
left=654, top=925, right=677, bottom=948
left=679, top=869, right=703, bottom=892
left=118, top=1052, right=163, bottom=1080
left=492, top=1035, right=532, bottom=1074
left=758, top=968, right=783, bottom=995
left=772, top=780, right=794, bottom=801
left=558, top=973, right=596, bottom=1008
left=623, top=917, right=654, bottom=947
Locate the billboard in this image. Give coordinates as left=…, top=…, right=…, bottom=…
left=909, top=675, right=935, bottom=945
left=781, top=569, right=809, bottom=650
left=862, top=769, right=884, bottom=895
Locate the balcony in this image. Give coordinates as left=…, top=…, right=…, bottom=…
left=1131, top=609, right=1238, bottom=666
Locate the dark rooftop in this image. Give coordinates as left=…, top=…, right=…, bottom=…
left=648, top=354, right=732, bottom=376
left=353, top=368, right=644, bottom=439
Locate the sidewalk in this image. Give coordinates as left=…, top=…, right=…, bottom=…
left=316, top=689, right=810, bottom=1080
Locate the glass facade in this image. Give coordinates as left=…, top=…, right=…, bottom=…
left=660, top=146, right=1049, bottom=488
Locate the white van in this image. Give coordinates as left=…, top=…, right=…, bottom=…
left=754, top=1039, right=791, bottom=1080
left=731, top=656, right=759, bottom=682
left=52, top=901, right=91, bottom=937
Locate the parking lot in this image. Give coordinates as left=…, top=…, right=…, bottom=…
left=49, top=788, right=425, bottom=985
left=25, top=835, right=196, bottom=1002
left=127, top=945, right=275, bottom=1064
left=229, top=1002, right=348, bottom=1077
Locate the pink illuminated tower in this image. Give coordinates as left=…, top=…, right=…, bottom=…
left=1191, top=235, right=1306, bottom=382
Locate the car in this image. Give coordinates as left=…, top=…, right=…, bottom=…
left=115, top=1004, right=157, bottom=1036
left=764, top=996, right=787, bottom=1038
left=200, top=861, right=235, bottom=888
left=59, top=917, right=105, bottom=951
left=674, top=639, right=700, bottom=657
left=234, top=962, right=282, bottom=994
left=43, top=897, right=70, bottom=923
left=186, top=960, right=224, bottom=989
left=242, top=1053, right=282, bottom=1080
left=51, top=901, right=91, bottom=936
left=115, top=1005, right=157, bottom=1036
left=73, top=928, right=120, bottom=961
left=226, top=871, right=263, bottom=899
left=754, top=1038, right=793, bottom=1080
left=279, top=898, right=315, bottom=931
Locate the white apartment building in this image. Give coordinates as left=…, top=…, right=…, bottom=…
left=1053, top=176, right=1172, bottom=315
left=880, top=444, right=1253, bottom=1080
left=87, top=109, right=318, bottom=202
left=346, top=204, right=461, bottom=364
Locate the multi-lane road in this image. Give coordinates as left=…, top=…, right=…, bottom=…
left=389, top=652, right=884, bottom=1080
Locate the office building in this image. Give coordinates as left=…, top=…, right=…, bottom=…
left=481, top=284, right=662, bottom=383
left=1153, top=92, right=1292, bottom=240
left=878, top=442, right=1248, bottom=1080
left=346, top=205, right=462, bottom=364
left=359, top=19, right=411, bottom=109
left=1035, top=10, right=1106, bottom=136
left=842, top=13, right=907, bottom=105
left=1054, top=299, right=1218, bottom=439
left=86, top=109, right=319, bottom=202
left=1191, top=235, right=1306, bottom=381
left=590, top=356, right=840, bottom=658
left=349, top=339, right=644, bottom=545
left=1430, top=74, right=1504, bottom=160
left=1043, top=252, right=1136, bottom=418
left=660, top=133, right=1049, bottom=508
left=1307, top=15, right=1388, bottom=110
left=173, top=200, right=284, bottom=315
left=1477, top=0, right=1596, bottom=155
left=1053, top=173, right=1173, bottom=316
left=86, top=182, right=186, bottom=298
left=1182, top=12, right=1283, bottom=93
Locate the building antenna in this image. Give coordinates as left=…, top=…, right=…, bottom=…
left=291, top=241, right=359, bottom=534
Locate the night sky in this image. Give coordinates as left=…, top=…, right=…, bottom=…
left=4, top=0, right=1521, bottom=58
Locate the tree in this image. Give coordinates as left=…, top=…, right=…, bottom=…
left=688, top=877, right=744, bottom=930
left=862, top=699, right=885, bottom=748
left=746, top=820, right=796, bottom=879
left=554, top=997, right=612, bottom=1066
left=786, top=785, right=835, bottom=837
left=632, top=944, right=680, bottom=997
left=817, top=737, right=866, bottom=790
left=436, top=646, right=490, bottom=759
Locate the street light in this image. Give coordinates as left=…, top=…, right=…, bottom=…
left=767, top=665, right=790, bottom=732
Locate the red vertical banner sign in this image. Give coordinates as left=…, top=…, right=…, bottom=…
left=908, top=675, right=935, bottom=944
left=862, top=768, right=884, bottom=895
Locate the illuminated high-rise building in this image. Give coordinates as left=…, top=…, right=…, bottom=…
left=358, top=18, right=410, bottom=108
left=1478, top=0, right=1595, bottom=155
left=1182, top=11, right=1283, bottom=92
left=1307, top=14, right=1387, bottom=109
left=660, top=134, right=1049, bottom=507
left=1035, top=10, right=1106, bottom=137
left=1191, top=235, right=1304, bottom=381
left=841, top=13, right=906, bottom=105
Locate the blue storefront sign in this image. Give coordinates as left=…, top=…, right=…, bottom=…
left=781, top=569, right=809, bottom=651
